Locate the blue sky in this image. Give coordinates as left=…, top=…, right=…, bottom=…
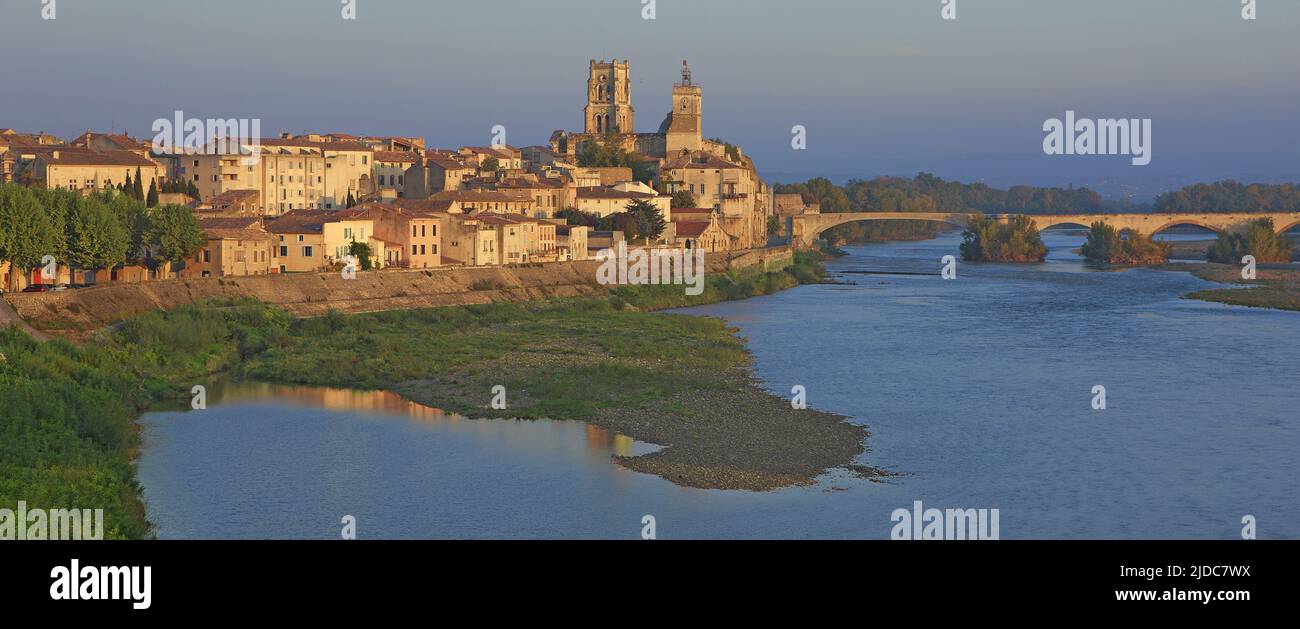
left=1, top=0, right=1296, bottom=195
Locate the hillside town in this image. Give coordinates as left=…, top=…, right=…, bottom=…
left=0, top=60, right=821, bottom=291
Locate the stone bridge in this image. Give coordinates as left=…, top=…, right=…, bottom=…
left=789, top=211, right=1300, bottom=249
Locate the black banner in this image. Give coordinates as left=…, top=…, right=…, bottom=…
left=1, top=541, right=1286, bottom=617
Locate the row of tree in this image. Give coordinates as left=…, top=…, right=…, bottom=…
left=1153, top=181, right=1300, bottom=214
left=0, top=183, right=205, bottom=287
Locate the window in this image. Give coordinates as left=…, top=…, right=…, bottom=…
left=430, top=245, right=437, bottom=254
left=202, top=250, right=211, bottom=263
left=412, top=225, right=418, bottom=237
left=344, top=227, right=354, bottom=239
left=234, top=251, right=245, bottom=263
left=302, top=246, right=313, bottom=257
left=411, top=245, right=417, bottom=256
left=279, top=246, right=288, bottom=257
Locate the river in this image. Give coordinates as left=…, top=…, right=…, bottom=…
left=137, top=230, right=1300, bottom=539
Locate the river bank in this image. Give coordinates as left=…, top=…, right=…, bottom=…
left=1, top=250, right=874, bottom=538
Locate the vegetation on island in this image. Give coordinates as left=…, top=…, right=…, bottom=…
left=959, top=214, right=1048, bottom=262
left=1206, top=219, right=1294, bottom=264
left=1, top=251, right=856, bottom=538
left=1080, top=222, right=1171, bottom=266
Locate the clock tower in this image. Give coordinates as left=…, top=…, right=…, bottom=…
left=665, top=60, right=703, bottom=155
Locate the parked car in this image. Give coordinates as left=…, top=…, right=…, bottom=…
left=21, top=284, right=66, bottom=292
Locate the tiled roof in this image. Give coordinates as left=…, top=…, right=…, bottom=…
left=374, top=150, right=417, bottom=163
left=673, top=220, right=712, bottom=237
left=576, top=187, right=654, bottom=200
left=37, top=149, right=156, bottom=167
left=663, top=151, right=742, bottom=171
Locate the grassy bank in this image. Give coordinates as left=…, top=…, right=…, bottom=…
left=1, top=251, right=870, bottom=538
left=1166, top=262, right=1300, bottom=312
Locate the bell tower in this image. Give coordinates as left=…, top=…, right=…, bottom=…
left=584, top=59, right=635, bottom=135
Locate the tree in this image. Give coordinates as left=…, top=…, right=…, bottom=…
left=146, top=204, right=205, bottom=272
left=0, top=185, right=61, bottom=288
left=670, top=190, right=696, bottom=209
left=625, top=199, right=666, bottom=243
left=66, top=196, right=131, bottom=275
left=346, top=191, right=356, bottom=208
left=132, top=167, right=144, bottom=201
left=1208, top=219, right=1294, bottom=263
left=123, top=171, right=133, bottom=196
left=481, top=157, right=500, bottom=172
left=554, top=207, right=600, bottom=228
left=347, top=240, right=374, bottom=271
left=146, top=179, right=159, bottom=208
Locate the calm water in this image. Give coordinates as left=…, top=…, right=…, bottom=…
left=138, top=230, right=1300, bottom=539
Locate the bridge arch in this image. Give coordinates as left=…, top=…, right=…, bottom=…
left=1149, top=219, right=1223, bottom=236
left=1274, top=218, right=1300, bottom=235
left=792, top=212, right=971, bottom=248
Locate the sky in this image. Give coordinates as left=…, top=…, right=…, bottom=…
left=1, top=0, right=1296, bottom=198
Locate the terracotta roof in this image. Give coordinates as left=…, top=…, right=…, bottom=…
left=663, top=151, right=742, bottom=171
left=576, top=187, right=654, bottom=200
left=37, top=149, right=156, bottom=167
left=374, top=150, right=417, bottom=163
left=671, top=207, right=714, bottom=215
left=200, top=216, right=268, bottom=240
left=673, top=220, right=712, bottom=237
left=431, top=190, right=531, bottom=204
left=266, top=209, right=333, bottom=234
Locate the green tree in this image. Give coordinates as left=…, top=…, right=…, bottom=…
left=960, top=213, right=1047, bottom=262
left=0, top=185, right=62, bottom=287
left=1208, top=219, right=1294, bottom=263
left=346, top=191, right=357, bottom=208
left=1081, top=222, right=1171, bottom=265
left=670, top=190, right=696, bottom=208
left=625, top=199, right=666, bottom=243
left=554, top=207, right=600, bottom=228
left=481, top=157, right=500, bottom=172
left=347, top=239, right=374, bottom=270
left=66, top=196, right=131, bottom=275
left=146, top=179, right=159, bottom=207
left=146, top=204, right=205, bottom=272
left=132, top=167, right=144, bottom=201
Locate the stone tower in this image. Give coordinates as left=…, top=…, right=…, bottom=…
left=584, top=59, right=635, bottom=135
left=665, top=60, right=703, bottom=155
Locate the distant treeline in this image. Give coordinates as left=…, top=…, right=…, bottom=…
left=1153, top=181, right=1300, bottom=214
left=774, top=173, right=1115, bottom=244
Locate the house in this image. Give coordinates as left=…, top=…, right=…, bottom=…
left=403, top=152, right=475, bottom=198
left=373, top=150, right=417, bottom=196
left=671, top=211, right=730, bottom=252
left=555, top=224, right=589, bottom=261
left=22, top=148, right=163, bottom=193
left=182, top=136, right=375, bottom=216
left=367, top=202, right=444, bottom=269
left=574, top=185, right=670, bottom=218
left=441, top=213, right=500, bottom=267
left=181, top=217, right=276, bottom=278
left=267, top=210, right=330, bottom=273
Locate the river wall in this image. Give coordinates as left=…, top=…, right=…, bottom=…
left=3, top=247, right=793, bottom=335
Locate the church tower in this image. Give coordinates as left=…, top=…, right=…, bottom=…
left=584, top=59, right=635, bottom=135
left=665, top=60, right=703, bottom=155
